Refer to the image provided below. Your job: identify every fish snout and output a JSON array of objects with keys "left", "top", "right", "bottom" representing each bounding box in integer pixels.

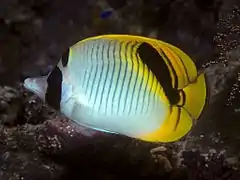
[{"left": 23, "top": 77, "right": 48, "bottom": 100}]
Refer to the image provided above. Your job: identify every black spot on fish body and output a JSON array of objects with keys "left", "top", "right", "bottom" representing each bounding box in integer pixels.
[
  {"left": 45, "top": 66, "right": 62, "bottom": 110},
  {"left": 137, "top": 42, "right": 180, "bottom": 105},
  {"left": 61, "top": 48, "right": 69, "bottom": 67}
]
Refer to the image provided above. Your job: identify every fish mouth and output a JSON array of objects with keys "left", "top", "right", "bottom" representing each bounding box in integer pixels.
[{"left": 23, "top": 76, "right": 48, "bottom": 100}]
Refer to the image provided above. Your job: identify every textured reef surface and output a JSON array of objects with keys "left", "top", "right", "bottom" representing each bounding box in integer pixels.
[{"left": 0, "top": 0, "right": 240, "bottom": 179}]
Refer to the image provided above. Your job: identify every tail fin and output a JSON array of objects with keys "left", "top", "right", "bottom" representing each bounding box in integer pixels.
[
  {"left": 182, "top": 73, "right": 207, "bottom": 121},
  {"left": 138, "top": 74, "right": 207, "bottom": 143}
]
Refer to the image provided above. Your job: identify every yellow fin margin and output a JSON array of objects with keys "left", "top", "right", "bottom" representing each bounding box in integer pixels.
[
  {"left": 138, "top": 74, "right": 207, "bottom": 143},
  {"left": 66, "top": 34, "right": 207, "bottom": 143},
  {"left": 182, "top": 73, "right": 207, "bottom": 120},
  {"left": 139, "top": 106, "right": 192, "bottom": 142}
]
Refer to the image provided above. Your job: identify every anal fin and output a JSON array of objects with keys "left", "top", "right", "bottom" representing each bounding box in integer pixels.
[{"left": 139, "top": 106, "right": 192, "bottom": 142}]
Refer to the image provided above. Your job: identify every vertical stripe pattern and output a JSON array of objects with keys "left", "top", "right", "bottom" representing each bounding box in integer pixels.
[
  {"left": 67, "top": 38, "right": 165, "bottom": 119},
  {"left": 25, "top": 34, "right": 207, "bottom": 143}
]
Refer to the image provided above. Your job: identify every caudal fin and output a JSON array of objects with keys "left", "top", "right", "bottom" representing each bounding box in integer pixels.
[{"left": 182, "top": 73, "right": 207, "bottom": 121}]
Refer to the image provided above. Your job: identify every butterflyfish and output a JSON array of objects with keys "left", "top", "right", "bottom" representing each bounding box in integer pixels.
[{"left": 23, "top": 34, "right": 208, "bottom": 142}]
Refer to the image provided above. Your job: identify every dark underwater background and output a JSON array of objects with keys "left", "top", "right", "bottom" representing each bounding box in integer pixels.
[{"left": 0, "top": 0, "right": 240, "bottom": 179}]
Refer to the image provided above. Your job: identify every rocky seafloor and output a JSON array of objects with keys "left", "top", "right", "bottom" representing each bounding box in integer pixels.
[{"left": 1, "top": 0, "right": 240, "bottom": 179}]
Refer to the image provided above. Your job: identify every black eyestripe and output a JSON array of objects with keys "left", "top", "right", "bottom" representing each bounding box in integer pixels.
[
  {"left": 61, "top": 48, "right": 69, "bottom": 67},
  {"left": 45, "top": 66, "right": 62, "bottom": 110}
]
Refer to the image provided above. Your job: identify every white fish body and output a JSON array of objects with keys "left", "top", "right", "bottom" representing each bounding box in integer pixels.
[
  {"left": 59, "top": 38, "right": 169, "bottom": 137},
  {"left": 23, "top": 34, "right": 208, "bottom": 142}
]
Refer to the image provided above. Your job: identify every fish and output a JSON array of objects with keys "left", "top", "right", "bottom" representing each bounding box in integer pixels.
[
  {"left": 100, "top": 8, "right": 114, "bottom": 19},
  {"left": 23, "top": 34, "right": 208, "bottom": 143}
]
